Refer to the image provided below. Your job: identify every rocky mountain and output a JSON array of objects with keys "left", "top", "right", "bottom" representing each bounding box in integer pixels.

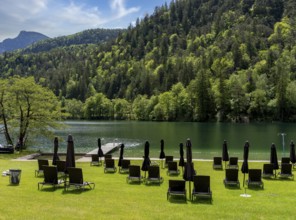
[{"left": 0, "top": 31, "right": 49, "bottom": 53}]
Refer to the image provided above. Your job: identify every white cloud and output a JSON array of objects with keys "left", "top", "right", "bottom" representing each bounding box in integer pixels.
[
  {"left": 0, "top": 0, "right": 48, "bottom": 21},
  {"left": 110, "top": 0, "right": 140, "bottom": 18},
  {"left": 0, "top": 0, "right": 141, "bottom": 41},
  {"left": 59, "top": 2, "right": 106, "bottom": 26}
]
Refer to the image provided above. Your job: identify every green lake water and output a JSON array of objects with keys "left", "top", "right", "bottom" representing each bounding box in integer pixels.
[{"left": 29, "top": 120, "right": 296, "bottom": 160}]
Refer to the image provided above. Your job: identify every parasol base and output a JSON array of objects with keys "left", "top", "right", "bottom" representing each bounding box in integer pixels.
[{"left": 240, "top": 193, "right": 251, "bottom": 198}]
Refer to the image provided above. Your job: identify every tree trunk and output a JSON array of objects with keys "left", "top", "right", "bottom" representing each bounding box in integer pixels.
[
  {"left": 2, "top": 113, "right": 13, "bottom": 145},
  {"left": 0, "top": 94, "right": 13, "bottom": 146},
  {"left": 18, "top": 97, "right": 31, "bottom": 151}
]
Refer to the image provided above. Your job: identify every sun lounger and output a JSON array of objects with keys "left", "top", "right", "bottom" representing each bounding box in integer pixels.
[
  {"left": 247, "top": 169, "right": 264, "bottom": 189},
  {"left": 192, "top": 175, "right": 212, "bottom": 202},
  {"left": 213, "top": 157, "right": 223, "bottom": 169},
  {"left": 104, "top": 158, "right": 117, "bottom": 173},
  {"left": 35, "top": 159, "right": 49, "bottom": 177},
  {"left": 262, "top": 163, "right": 275, "bottom": 178},
  {"left": 38, "top": 166, "right": 64, "bottom": 190},
  {"left": 224, "top": 168, "right": 240, "bottom": 187},
  {"left": 126, "top": 165, "right": 143, "bottom": 183},
  {"left": 119, "top": 159, "right": 130, "bottom": 174},
  {"left": 278, "top": 163, "right": 294, "bottom": 180},
  {"left": 165, "top": 156, "right": 174, "bottom": 168},
  {"left": 167, "top": 161, "right": 180, "bottom": 176},
  {"left": 65, "top": 167, "right": 95, "bottom": 190},
  {"left": 90, "top": 154, "right": 101, "bottom": 166},
  {"left": 146, "top": 166, "right": 163, "bottom": 185},
  {"left": 167, "top": 180, "right": 186, "bottom": 201},
  {"left": 228, "top": 157, "right": 238, "bottom": 169}
]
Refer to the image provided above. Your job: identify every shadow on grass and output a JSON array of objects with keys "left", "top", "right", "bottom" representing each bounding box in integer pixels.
[
  {"left": 224, "top": 185, "right": 241, "bottom": 190},
  {"left": 126, "top": 181, "right": 143, "bottom": 185},
  {"left": 273, "top": 177, "right": 294, "bottom": 181},
  {"left": 213, "top": 168, "right": 224, "bottom": 172},
  {"left": 7, "top": 184, "right": 21, "bottom": 187},
  {"left": 167, "top": 196, "right": 187, "bottom": 204},
  {"left": 245, "top": 186, "right": 264, "bottom": 191},
  {"left": 262, "top": 177, "right": 294, "bottom": 183},
  {"left": 37, "top": 186, "right": 65, "bottom": 192},
  {"left": 166, "top": 174, "right": 181, "bottom": 178},
  {"left": 191, "top": 198, "right": 213, "bottom": 205},
  {"left": 34, "top": 175, "right": 44, "bottom": 179},
  {"left": 118, "top": 172, "right": 129, "bottom": 175},
  {"left": 145, "top": 182, "right": 163, "bottom": 187},
  {"left": 262, "top": 177, "right": 276, "bottom": 181},
  {"left": 62, "top": 188, "right": 92, "bottom": 195}
]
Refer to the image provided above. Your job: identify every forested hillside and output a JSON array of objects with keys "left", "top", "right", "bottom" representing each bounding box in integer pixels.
[
  {"left": 23, "top": 28, "right": 123, "bottom": 53},
  {"left": 1, "top": 0, "right": 296, "bottom": 122}
]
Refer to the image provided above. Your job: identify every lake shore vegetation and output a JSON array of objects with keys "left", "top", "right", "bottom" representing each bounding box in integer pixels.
[{"left": 0, "top": 77, "right": 64, "bottom": 150}]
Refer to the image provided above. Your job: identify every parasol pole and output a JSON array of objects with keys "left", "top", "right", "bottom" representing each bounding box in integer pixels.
[
  {"left": 278, "top": 133, "right": 286, "bottom": 157},
  {"left": 189, "top": 181, "right": 191, "bottom": 200}
]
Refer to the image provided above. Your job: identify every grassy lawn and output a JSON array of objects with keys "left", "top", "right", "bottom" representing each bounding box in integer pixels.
[{"left": 0, "top": 157, "right": 295, "bottom": 220}]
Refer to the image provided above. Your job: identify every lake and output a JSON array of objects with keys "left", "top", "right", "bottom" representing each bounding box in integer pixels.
[{"left": 27, "top": 120, "right": 296, "bottom": 160}]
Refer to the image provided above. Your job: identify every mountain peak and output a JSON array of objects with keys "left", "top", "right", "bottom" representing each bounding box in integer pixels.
[{"left": 0, "top": 31, "right": 49, "bottom": 53}]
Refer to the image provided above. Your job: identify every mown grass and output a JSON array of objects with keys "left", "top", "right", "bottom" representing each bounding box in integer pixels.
[{"left": 0, "top": 157, "right": 295, "bottom": 220}]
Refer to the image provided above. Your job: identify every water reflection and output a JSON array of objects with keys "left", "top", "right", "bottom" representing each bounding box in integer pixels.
[{"left": 2, "top": 120, "right": 295, "bottom": 160}]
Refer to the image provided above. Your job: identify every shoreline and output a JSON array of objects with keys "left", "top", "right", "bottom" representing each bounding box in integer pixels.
[{"left": 11, "top": 152, "right": 271, "bottom": 163}]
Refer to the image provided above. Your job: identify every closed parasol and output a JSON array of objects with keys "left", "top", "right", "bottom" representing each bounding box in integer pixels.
[
  {"left": 222, "top": 140, "right": 229, "bottom": 169},
  {"left": 52, "top": 137, "right": 60, "bottom": 165},
  {"left": 179, "top": 143, "right": 185, "bottom": 172},
  {"left": 270, "top": 143, "right": 279, "bottom": 177},
  {"left": 118, "top": 143, "right": 124, "bottom": 167},
  {"left": 141, "top": 141, "right": 151, "bottom": 177},
  {"left": 241, "top": 141, "right": 249, "bottom": 186},
  {"left": 65, "top": 134, "right": 75, "bottom": 173},
  {"left": 183, "top": 139, "right": 195, "bottom": 200},
  {"left": 159, "top": 139, "right": 165, "bottom": 168},
  {"left": 290, "top": 141, "right": 296, "bottom": 165},
  {"left": 98, "top": 138, "right": 104, "bottom": 158}
]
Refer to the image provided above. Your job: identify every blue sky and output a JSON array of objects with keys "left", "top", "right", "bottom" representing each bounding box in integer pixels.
[{"left": 0, "top": 0, "right": 173, "bottom": 41}]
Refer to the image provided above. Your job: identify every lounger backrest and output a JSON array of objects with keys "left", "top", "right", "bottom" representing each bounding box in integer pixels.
[
  {"left": 68, "top": 167, "right": 83, "bottom": 184},
  {"left": 104, "top": 154, "right": 112, "bottom": 160},
  {"left": 129, "top": 165, "right": 140, "bottom": 177},
  {"left": 105, "top": 159, "right": 115, "bottom": 168},
  {"left": 263, "top": 164, "right": 273, "bottom": 174},
  {"left": 249, "top": 169, "right": 262, "bottom": 182},
  {"left": 213, "top": 157, "right": 222, "bottom": 165},
  {"left": 148, "top": 166, "right": 159, "bottom": 178},
  {"left": 169, "top": 180, "right": 185, "bottom": 191},
  {"left": 168, "top": 161, "right": 178, "bottom": 171},
  {"left": 38, "top": 159, "right": 49, "bottom": 170},
  {"left": 56, "top": 160, "right": 66, "bottom": 172},
  {"left": 121, "top": 160, "right": 131, "bottom": 169},
  {"left": 226, "top": 169, "right": 238, "bottom": 181},
  {"left": 194, "top": 175, "right": 210, "bottom": 193},
  {"left": 43, "top": 166, "right": 58, "bottom": 184},
  {"left": 281, "top": 157, "right": 290, "bottom": 164},
  {"left": 92, "top": 155, "right": 99, "bottom": 162},
  {"left": 281, "top": 163, "right": 292, "bottom": 175},
  {"left": 165, "top": 156, "right": 174, "bottom": 164},
  {"left": 229, "top": 157, "right": 238, "bottom": 165}
]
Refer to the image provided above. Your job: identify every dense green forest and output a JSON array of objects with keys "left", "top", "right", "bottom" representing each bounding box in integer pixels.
[
  {"left": 22, "top": 28, "right": 123, "bottom": 53},
  {"left": 1, "top": 0, "right": 296, "bottom": 122}
]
